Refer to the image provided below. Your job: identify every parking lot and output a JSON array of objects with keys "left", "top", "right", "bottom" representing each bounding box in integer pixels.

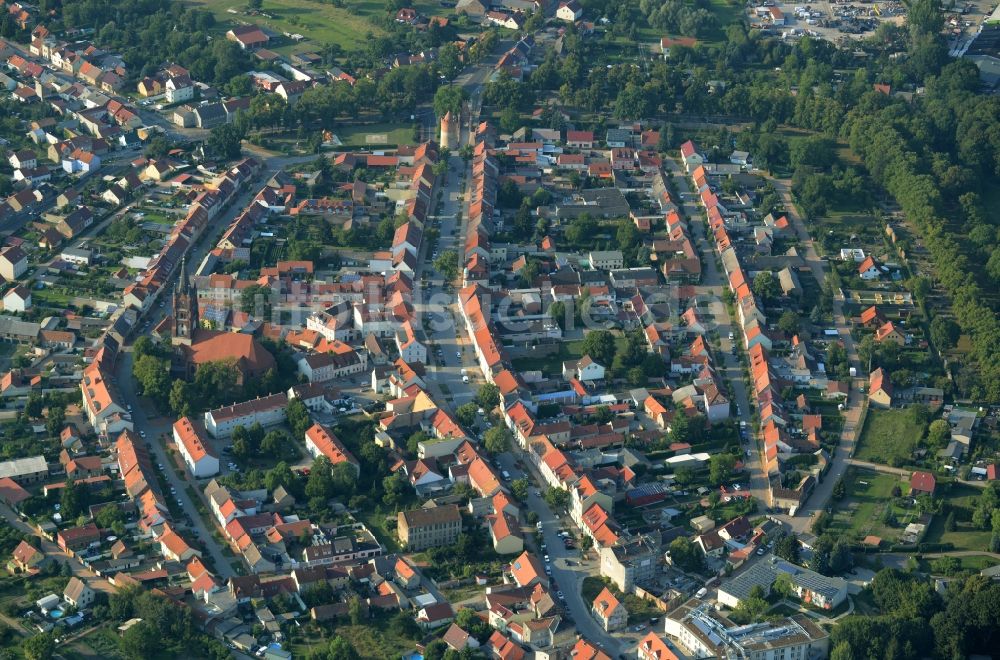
[{"left": 751, "top": 0, "right": 999, "bottom": 46}]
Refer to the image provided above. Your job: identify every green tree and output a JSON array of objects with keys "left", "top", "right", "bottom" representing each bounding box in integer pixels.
[
  {"left": 169, "top": 379, "right": 194, "bottom": 417},
  {"left": 382, "top": 472, "right": 408, "bottom": 509},
  {"left": 424, "top": 640, "right": 449, "bottom": 660},
  {"left": 543, "top": 487, "right": 569, "bottom": 510},
  {"left": 207, "top": 122, "right": 243, "bottom": 160},
  {"left": 483, "top": 427, "right": 512, "bottom": 455},
  {"left": 581, "top": 330, "right": 616, "bottom": 365},
  {"left": 548, "top": 301, "right": 568, "bottom": 330},
  {"left": 285, "top": 399, "right": 312, "bottom": 439},
  {"left": 709, "top": 454, "right": 736, "bottom": 485},
  {"left": 733, "top": 584, "right": 769, "bottom": 623},
  {"left": 433, "top": 84, "right": 468, "bottom": 119},
  {"left": 773, "top": 572, "right": 795, "bottom": 599},
  {"left": 752, "top": 270, "right": 779, "bottom": 300},
  {"left": 455, "top": 402, "right": 478, "bottom": 427},
  {"left": 240, "top": 283, "right": 273, "bottom": 319},
  {"left": 305, "top": 456, "right": 335, "bottom": 501},
  {"left": 774, "top": 533, "right": 800, "bottom": 563},
  {"left": 120, "top": 620, "right": 160, "bottom": 660},
  {"left": 434, "top": 251, "right": 459, "bottom": 280},
  {"left": 777, "top": 311, "right": 800, "bottom": 335},
  {"left": 929, "top": 316, "right": 960, "bottom": 350},
  {"left": 60, "top": 478, "right": 86, "bottom": 519},
  {"left": 44, "top": 406, "right": 65, "bottom": 438},
  {"left": 926, "top": 419, "right": 951, "bottom": 448},
  {"left": 477, "top": 383, "right": 500, "bottom": 410},
  {"left": 832, "top": 478, "right": 846, "bottom": 500},
  {"left": 22, "top": 633, "right": 55, "bottom": 660},
  {"left": 265, "top": 462, "right": 296, "bottom": 495},
  {"left": 96, "top": 505, "right": 127, "bottom": 537},
  {"left": 132, "top": 354, "right": 171, "bottom": 403},
  {"left": 668, "top": 537, "right": 703, "bottom": 572},
  {"left": 24, "top": 392, "right": 43, "bottom": 418},
  {"left": 511, "top": 478, "right": 530, "bottom": 502}
]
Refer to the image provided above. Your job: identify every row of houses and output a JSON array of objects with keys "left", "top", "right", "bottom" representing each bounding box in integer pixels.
[{"left": 682, "top": 139, "right": 818, "bottom": 512}]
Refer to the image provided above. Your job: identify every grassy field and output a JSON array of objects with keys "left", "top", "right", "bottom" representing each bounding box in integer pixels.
[
  {"left": 923, "top": 484, "right": 995, "bottom": 552},
  {"left": 919, "top": 554, "right": 1000, "bottom": 575},
  {"left": 188, "top": 0, "right": 443, "bottom": 53},
  {"left": 293, "top": 623, "right": 416, "bottom": 659},
  {"left": 335, "top": 122, "right": 417, "bottom": 148},
  {"left": 827, "top": 468, "right": 913, "bottom": 542},
  {"left": 189, "top": 0, "right": 386, "bottom": 52},
  {"left": 511, "top": 336, "right": 628, "bottom": 376},
  {"left": 854, "top": 408, "right": 925, "bottom": 466}
]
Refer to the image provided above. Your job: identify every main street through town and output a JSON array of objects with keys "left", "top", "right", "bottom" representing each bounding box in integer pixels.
[{"left": 93, "top": 28, "right": 862, "bottom": 652}]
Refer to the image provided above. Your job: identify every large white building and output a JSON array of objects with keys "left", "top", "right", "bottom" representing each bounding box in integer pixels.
[
  {"left": 204, "top": 392, "right": 288, "bottom": 438},
  {"left": 172, "top": 416, "right": 219, "bottom": 478},
  {"left": 665, "top": 599, "right": 829, "bottom": 660}
]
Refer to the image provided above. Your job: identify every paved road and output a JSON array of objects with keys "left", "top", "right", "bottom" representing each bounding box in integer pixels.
[
  {"left": 766, "top": 178, "right": 867, "bottom": 532},
  {"left": 107, "top": 163, "right": 294, "bottom": 579},
  {"left": 665, "top": 157, "right": 765, "bottom": 504},
  {"left": 113, "top": 351, "right": 235, "bottom": 578},
  {"left": 409, "top": 44, "right": 500, "bottom": 413},
  {"left": 495, "top": 454, "right": 629, "bottom": 656}
]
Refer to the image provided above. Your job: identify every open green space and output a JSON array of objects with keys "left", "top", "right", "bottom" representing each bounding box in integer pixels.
[
  {"left": 189, "top": 0, "right": 389, "bottom": 52},
  {"left": 854, "top": 408, "right": 925, "bottom": 466},
  {"left": 335, "top": 122, "right": 418, "bottom": 148},
  {"left": 581, "top": 576, "right": 662, "bottom": 622},
  {"left": 918, "top": 554, "right": 1000, "bottom": 575},
  {"left": 511, "top": 336, "right": 628, "bottom": 376},
  {"left": 922, "top": 484, "right": 996, "bottom": 552},
  {"left": 827, "top": 468, "right": 913, "bottom": 542},
  {"left": 293, "top": 622, "right": 415, "bottom": 659}
]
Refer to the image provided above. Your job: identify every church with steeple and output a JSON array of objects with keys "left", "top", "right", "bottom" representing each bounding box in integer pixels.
[
  {"left": 170, "top": 259, "right": 276, "bottom": 385},
  {"left": 172, "top": 258, "right": 198, "bottom": 347}
]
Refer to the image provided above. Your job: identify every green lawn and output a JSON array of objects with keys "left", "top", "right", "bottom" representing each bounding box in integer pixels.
[
  {"left": 854, "top": 408, "right": 925, "bottom": 466},
  {"left": 31, "top": 287, "right": 73, "bottom": 308},
  {"left": 919, "top": 555, "right": 1000, "bottom": 575},
  {"left": 335, "top": 122, "right": 418, "bottom": 148},
  {"left": 827, "top": 468, "right": 913, "bottom": 542},
  {"left": 354, "top": 506, "right": 401, "bottom": 552}
]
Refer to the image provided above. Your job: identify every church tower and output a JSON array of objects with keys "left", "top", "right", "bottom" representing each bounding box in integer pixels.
[{"left": 172, "top": 258, "right": 198, "bottom": 346}]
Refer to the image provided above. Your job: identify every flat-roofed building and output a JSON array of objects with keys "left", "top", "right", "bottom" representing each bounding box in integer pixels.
[{"left": 665, "top": 599, "right": 829, "bottom": 660}]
